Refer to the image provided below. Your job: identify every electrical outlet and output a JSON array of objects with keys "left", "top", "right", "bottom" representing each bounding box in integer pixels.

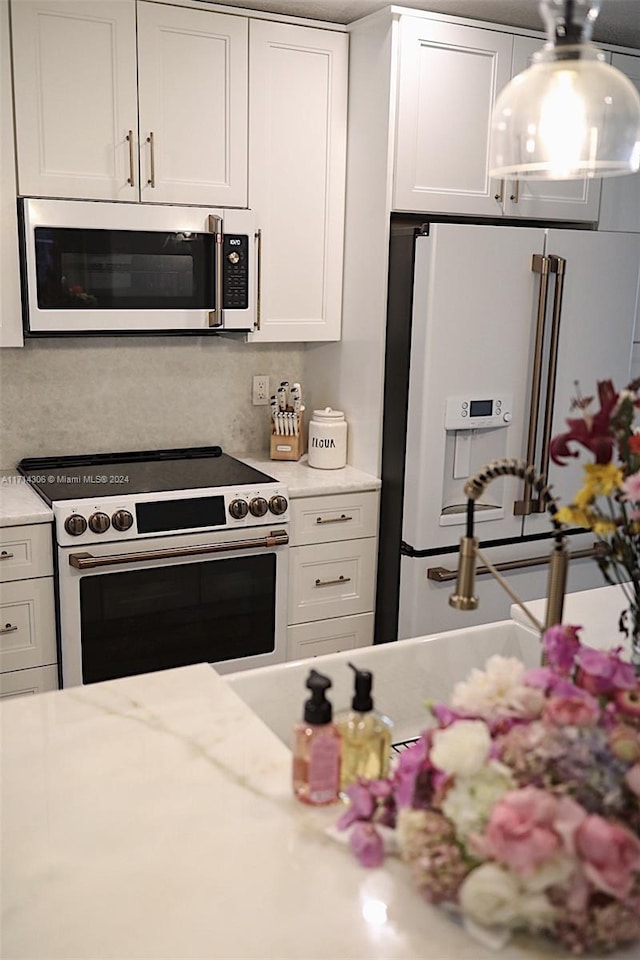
[{"left": 252, "top": 375, "right": 270, "bottom": 405}]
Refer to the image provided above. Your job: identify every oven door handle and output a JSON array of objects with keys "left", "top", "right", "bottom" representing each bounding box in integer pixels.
[{"left": 68, "top": 529, "right": 289, "bottom": 569}]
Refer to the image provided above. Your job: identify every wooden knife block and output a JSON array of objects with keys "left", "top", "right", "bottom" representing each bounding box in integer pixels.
[{"left": 270, "top": 412, "right": 305, "bottom": 461}]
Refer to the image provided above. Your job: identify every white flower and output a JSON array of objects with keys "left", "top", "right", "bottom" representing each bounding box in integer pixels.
[
  {"left": 441, "top": 761, "right": 515, "bottom": 842},
  {"left": 451, "top": 655, "right": 545, "bottom": 720},
  {"left": 459, "top": 863, "right": 556, "bottom": 932},
  {"left": 430, "top": 719, "right": 490, "bottom": 778}
]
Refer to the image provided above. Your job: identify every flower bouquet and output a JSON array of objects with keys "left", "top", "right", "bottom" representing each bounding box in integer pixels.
[
  {"left": 337, "top": 627, "right": 640, "bottom": 955},
  {"left": 550, "top": 378, "right": 640, "bottom": 667}
]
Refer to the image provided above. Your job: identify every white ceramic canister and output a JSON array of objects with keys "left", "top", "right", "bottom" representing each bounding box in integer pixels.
[{"left": 308, "top": 408, "right": 348, "bottom": 469}]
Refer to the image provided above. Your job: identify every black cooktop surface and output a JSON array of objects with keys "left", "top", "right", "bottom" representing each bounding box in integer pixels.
[{"left": 18, "top": 447, "right": 278, "bottom": 504}]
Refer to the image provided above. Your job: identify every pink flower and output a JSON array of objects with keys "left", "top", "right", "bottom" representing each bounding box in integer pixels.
[
  {"left": 621, "top": 470, "right": 640, "bottom": 511},
  {"left": 625, "top": 763, "right": 640, "bottom": 798},
  {"left": 349, "top": 821, "right": 383, "bottom": 868},
  {"left": 575, "top": 646, "right": 637, "bottom": 696},
  {"left": 543, "top": 624, "right": 582, "bottom": 675},
  {"left": 575, "top": 815, "right": 640, "bottom": 900},
  {"left": 337, "top": 780, "right": 375, "bottom": 830},
  {"left": 543, "top": 695, "right": 600, "bottom": 727},
  {"left": 472, "top": 787, "right": 561, "bottom": 876}
]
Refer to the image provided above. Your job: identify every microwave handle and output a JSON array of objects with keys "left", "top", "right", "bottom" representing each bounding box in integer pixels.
[{"left": 207, "top": 214, "right": 223, "bottom": 328}]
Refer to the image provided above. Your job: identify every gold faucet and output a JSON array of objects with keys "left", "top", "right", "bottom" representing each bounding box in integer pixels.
[{"left": 449, "top": 459, "right": 568, "bottom": 634}]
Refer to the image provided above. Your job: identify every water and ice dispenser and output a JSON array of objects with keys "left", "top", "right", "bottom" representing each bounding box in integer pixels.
[{"left": 440, "top": 393, "right": 513, "bottom": 524}]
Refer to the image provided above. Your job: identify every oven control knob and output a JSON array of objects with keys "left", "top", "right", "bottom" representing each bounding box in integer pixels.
[
  {"left": 249, "top": 496, "right": 268, "bottom": 517},
  {"left": 65, "top": 514, "right": 87, "bottom": 537},
  {"left": 112, "top": 509, "right": 134, "bottom": 532},
  {"left": 227, "top": 251, "right": 241, "bottom": 265},
  {"left": 88, "top": 511, "right": 111, "bottom": 534},
  {"left": 269, "top": 494, "right": 288, "bottom": 516},
  {"left": 229, "top": 498, "right": 249, "bottom": 520}
]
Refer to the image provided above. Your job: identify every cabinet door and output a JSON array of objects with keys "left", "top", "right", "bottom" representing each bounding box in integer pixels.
[
  {"left": 501, "top": 36, "right": 601, "bottom": 221},
  {"left": 136, "top": 2, "right": 247, "bottom": 207},
  {"left": 11, "top": 0, "right": 138, "bottom": 201},
  {"left": 598, "top": 53, "right": 640, "bottom": 233},
  {"left": 0, "top": 0, "right": 22, "bottom": 347},
  {"left": 248, "top": 20, "right": 347, "bottom": 342},
  {"left": 393, "top": 16, "right": 512, "bottom": 216}
]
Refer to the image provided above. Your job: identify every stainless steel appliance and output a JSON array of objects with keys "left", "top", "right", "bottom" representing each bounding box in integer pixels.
[
  {"left": 19, "top": 447, "right": 289, "bottom": 686},
  {"left": 377, "top": 219, "right": 640, "bottom": 642},
  {"left": 19, "top": 199, "right": 258, "bottom": 335}
]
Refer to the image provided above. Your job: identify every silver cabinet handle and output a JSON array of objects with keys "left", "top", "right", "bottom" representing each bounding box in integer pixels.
[
  {"left": 315, "top": 514, "right": 353, "bottom": 525},
  {"left": 255, "top": 228, "right": 262, "bottom": 331},
  {"left": 207, "top": 214, "right": 223, "bottom": 328},
  {"left": 427, "top": 546, "right": 597, "bottom": 582},
  {"left": 314, "top": 575, "right": 352, "bottom": 587},
  {"left": 146, "top": 131, "right": 155, "bottom": 187},
  {"left": 0, "top": 551, "right": 14, "bottom": 560},
  {"left": 69, "top": 530, "right": 288, "bottom": 569},
  {"left": 0, "top": 623, "right": 18, "bottom": 635},
  {"left": 494, "top": 179, "right": 504, "bottom": 203},
  {"left": 126, "top": 130, "right": 135, "bottom": 186},
  {"left": 510, "top": 179, "right": 520, "bottom": 203}
]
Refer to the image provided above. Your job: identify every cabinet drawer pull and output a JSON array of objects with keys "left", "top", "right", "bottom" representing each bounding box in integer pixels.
[
  {"left": 0, "top": 551, "right": 14, "bottom": 560},
  {"left": 315, "top": 514, "right": 353, "bottom": 525},
  {"left": 0, "top": 623, "right": 18, "bottom": 635},
  {"left": 314, "top": 575, "right": 351, "bottom": 587}
]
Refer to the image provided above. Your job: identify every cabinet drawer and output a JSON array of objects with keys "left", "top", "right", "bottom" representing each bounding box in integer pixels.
[
  {"left": 0, "top": 524, "right": 53, "bottom": 582},
  {"left": 288, "top": 538, "right": 376, "bottom": 625},
  {"left": 0, "top": 577, "right": 57, "bottom": 672},
  {"left": 286, "top": 612, "right": 373, "bottom": 661},
  {"left": 290, "top": 491, "right": 379, "bottom": 546},
  {"left": 0, "top": 664, "right": 59, "bottom": 699}
]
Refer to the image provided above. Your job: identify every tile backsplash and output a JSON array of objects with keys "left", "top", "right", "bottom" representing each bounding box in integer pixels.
[{"left": 0, "top": 336, "right": 306, "bottom": 470}]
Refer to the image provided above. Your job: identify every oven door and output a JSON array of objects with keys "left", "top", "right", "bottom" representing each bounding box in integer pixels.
[
  {"left": 57, "top": 526, "right": 288, "bottom": 687},
  {"left": 20, "top": 198, "right": 256, "bottom": 334}
]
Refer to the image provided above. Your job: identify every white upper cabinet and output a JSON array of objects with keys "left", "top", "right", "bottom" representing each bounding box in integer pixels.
[
  {"left": 248, "top": 19, "right": 347, "bottom": 342},
  {"left": 598, "top": 52, "right": 640, "bottom": 233},
  {"left": 393, "top": 16, "right": 600, "bottom": 222},
  {"left": 136, "top": 2, "right": 247, "bottom": 206},
  {"left": 0, "top": 0, "right": 22, "bottom": 346},
  {"left": 11, "top": 0, "right": 139, "bottom": 201},
  {"left": 503, "top": 36, "right": 601, "bottom": 221},
  {"left": 11, "top": 0, "right": 248, "bottom": 206},
  {"left": 394, "top": 16, "right": 512, "bottom": 217}
]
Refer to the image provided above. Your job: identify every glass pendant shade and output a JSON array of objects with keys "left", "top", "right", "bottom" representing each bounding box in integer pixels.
[{"left": 490, "top": 3, "right": 640, "bottom": 180}]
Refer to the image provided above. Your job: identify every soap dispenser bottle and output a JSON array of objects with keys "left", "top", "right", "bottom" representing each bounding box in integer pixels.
[
  {"left": 292, "top": 669, "right": 341, "bottom": 805},
  {"left": 336, "top": 663, "right": 393, "bottom": 790}
]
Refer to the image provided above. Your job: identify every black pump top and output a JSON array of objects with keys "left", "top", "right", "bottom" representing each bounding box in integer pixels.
[
  {"left": 303, "top": 669, "right": 333, "bottom": 724},
  {"left": 348, "top": 662, "right": 374, "bottom": 712}
]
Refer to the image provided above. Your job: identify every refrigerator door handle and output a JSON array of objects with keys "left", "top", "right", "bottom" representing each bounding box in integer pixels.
[
  {"left": 426, "top": 545, "right": 597, "bottom": 582},
  {"left": 537, "top": 255, "right": 567, "bottom": 504},
  {"left": 514, "top": 254, "right": 551, "bottom": 517}
]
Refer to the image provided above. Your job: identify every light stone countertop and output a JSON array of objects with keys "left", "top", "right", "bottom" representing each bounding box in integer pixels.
[
  {"left": 244, "top": 453, "right": 380, "bottom": 497},
  {"left": 0, "top": 473, "right": 53, "bottom": 527},
  {"left": 2, "top": 660, "right": 636, "bottom": 960}
]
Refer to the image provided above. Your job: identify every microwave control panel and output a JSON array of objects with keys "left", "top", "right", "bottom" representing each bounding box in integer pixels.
[
  {"left": 223, "top": 234, "right": 249, "bottom": 310},
  {"left": 445, "top": 394, "right": 513, "bottom": 430}
]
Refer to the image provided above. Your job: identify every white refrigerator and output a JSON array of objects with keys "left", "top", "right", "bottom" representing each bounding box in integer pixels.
[{"left": 376, "top": 221, "right": 640, "bottom": 643}]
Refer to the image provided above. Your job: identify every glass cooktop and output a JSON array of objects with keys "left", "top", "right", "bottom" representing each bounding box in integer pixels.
[{"left": 18, "top": 447, "right": 278, "bottom": 504}]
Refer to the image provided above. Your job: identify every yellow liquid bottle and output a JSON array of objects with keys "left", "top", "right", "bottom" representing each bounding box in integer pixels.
[{"left": 335, "top": 663, "right": 393, "bottom": 791}]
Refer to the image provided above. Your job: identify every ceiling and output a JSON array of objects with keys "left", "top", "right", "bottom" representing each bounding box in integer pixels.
[{"left": 213, "top": 0, "right": 640, "bottom": 48}]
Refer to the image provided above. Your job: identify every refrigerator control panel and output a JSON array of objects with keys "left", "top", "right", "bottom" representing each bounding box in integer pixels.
[{"left": 445, "top": 394, "right": 513, "bottom": 430}]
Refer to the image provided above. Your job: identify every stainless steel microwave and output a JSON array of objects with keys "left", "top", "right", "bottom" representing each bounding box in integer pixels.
[{"left": 19, "top": 198, "right": 257, "bottom": 335}]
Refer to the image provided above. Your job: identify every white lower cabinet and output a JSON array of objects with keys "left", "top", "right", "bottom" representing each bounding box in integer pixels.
[
  {"left": 0, "top": 522, "right": 58, "bottom": 698},
  {"left": 286, "top": 490, "right": 379, "bottom": 660}
]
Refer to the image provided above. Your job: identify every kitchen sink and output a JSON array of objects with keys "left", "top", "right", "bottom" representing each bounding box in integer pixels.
[{"left": 223, "top": 620, "right": 540, "bottom": 748}]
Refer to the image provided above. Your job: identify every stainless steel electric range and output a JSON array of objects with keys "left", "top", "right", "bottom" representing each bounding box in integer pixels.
[{"left": 19, "top": 446, "right": 290, "bottom": 687}]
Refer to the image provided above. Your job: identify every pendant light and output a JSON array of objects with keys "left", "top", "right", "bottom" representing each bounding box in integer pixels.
[{"left": 490, "top": 0, "right": 640, "bottom": 180}]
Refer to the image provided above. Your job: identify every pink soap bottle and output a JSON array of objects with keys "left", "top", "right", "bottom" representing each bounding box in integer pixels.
[{"left": 292, "top": 669, "right": 341, "bottom": 805}]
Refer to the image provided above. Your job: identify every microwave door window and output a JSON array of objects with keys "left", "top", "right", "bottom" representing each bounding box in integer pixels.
[{"left": 34, "top": 228, "right": 215, "bottom": 310}]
